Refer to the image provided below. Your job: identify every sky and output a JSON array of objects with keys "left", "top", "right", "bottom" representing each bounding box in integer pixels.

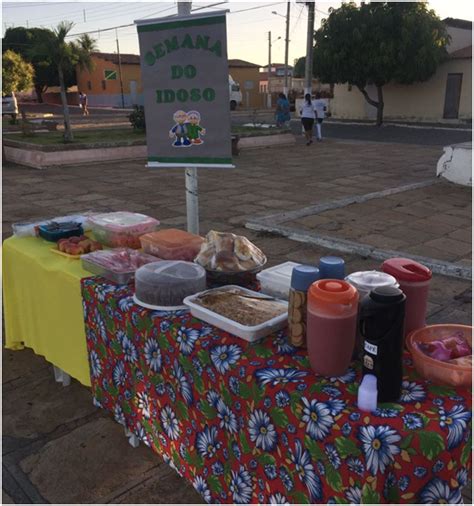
[{"left": 2, "top": 0, "right": 473, "bottom": 67}]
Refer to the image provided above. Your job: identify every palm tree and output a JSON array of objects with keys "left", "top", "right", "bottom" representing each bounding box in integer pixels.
[{"left": 36, "top": 22, "right": 97, "bottom": 142}]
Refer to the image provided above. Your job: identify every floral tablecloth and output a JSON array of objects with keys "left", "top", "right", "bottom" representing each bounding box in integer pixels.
[{"left": 82, "top": 277, "right": 472, "bottom": 504}]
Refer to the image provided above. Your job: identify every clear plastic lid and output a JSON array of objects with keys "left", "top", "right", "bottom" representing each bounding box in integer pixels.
[
  {"left": 89, "top": 212, "right": 159, "bottom": 231},
  {"left": 345, "top": 270, "right": 398, "bottom": 293},
  {"left": 136, "top": 260, "right": 206, "bottom": 285},
  {"left": 135, "top": 260, "right": 207, "bottom": 308},
  {"left": 82, "top": 248, "right": 158, "bottom": 273},
  {"left": 257, "top": 261, "right": 301, "bottom": 288},
  {"left": 141, "top": 229, "right": 203, "bottom": 248}
]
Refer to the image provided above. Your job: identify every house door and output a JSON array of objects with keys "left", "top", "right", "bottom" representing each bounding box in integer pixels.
[
  {"left": 443, "top": 73, "right": 463, "bottom": 119},
  {"left": 130, "top": 80, "right": 137, "bottom": 105}
]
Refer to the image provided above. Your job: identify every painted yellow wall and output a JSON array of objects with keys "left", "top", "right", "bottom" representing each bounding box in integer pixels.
[
  {"left": 331, "top": 58, "right": 472, "bottom": 122},
  {"left": 229, "top": 66, "right": 264, "bottom": 108},
  {"left": 77, "top": 55, "right": 142, "bottom": 96}
]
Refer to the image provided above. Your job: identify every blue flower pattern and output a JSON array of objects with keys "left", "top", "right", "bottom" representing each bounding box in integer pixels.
[{"left": 83, "top": 278, "right": 471, "bottom": 505}]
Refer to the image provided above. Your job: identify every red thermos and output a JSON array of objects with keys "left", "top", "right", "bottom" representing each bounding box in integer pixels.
[{"left": 381, "top": 258, "right": 432, "bottom": 341}]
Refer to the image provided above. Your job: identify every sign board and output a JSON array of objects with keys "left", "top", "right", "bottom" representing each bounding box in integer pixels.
[{"left": 136, "top": 12, "right": 233, "bottom": 168}]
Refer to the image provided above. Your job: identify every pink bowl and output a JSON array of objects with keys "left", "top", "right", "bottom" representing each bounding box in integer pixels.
[{"left": 406, "top": 324, "right": 472, "bottom": 387}]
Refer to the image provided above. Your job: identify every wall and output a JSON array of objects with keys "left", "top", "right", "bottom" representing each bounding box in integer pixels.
[
  {"left": 76, "top": 56, "right": 143, "bottom": 107},
  {"left": 43, "top": 91, "right": 80, "bottom": 106},
  {"left": 331, "top": 58, "right": 472, "bottom": 122},
  {"left": 446, "top": 26, "right": 472, "bottom": 53},
  {"left": 229, "top": 67, "right": 265, "bottom": 109}
]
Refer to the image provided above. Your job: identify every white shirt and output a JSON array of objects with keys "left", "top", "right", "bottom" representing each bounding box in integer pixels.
[
  {"left": 313, "top": 99, "right": 326, "bottom": 119},
  {"left": 300, "top": 100, "right": 316, "bottom": 119}
]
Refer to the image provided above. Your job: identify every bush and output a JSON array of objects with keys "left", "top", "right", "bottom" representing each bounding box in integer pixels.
[{"left": 128, "top": 105, "right": 146, "bottom": 131}]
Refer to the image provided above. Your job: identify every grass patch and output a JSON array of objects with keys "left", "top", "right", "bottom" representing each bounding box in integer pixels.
[
  {"left": 3, "top": 128, "right": 146, "bottom": 145},
  {"left": 3, "top": 124, "right": 292, "bottom": 147}
]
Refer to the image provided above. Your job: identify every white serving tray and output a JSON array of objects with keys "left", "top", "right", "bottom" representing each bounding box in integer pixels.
[{"left": 183, "top": 285, "right": 288, "bottom": 342}]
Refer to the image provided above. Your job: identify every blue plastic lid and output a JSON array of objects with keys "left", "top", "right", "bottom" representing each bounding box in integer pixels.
[
  {"left": 320, "top": 256, "right": 345, "bottom": 267},
  {"left": 291, "top": 265, "right": 320, "bottom": 292},
  {"left": 319, "top": 256, "right": 345, "bottom": 279}
]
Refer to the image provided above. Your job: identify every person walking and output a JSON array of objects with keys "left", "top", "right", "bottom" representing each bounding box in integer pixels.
[
  {"left": 300, "top": 93, "right": 315, "bottom": 145},
  {"left": 79, "top": 91, "right": 89, "bottom": 116},
  {"left": 275, "top": 92, "right": 291, "bottom": 128},
  {"left": 313, "top": 92, "right": 327, "bottom": 141}
]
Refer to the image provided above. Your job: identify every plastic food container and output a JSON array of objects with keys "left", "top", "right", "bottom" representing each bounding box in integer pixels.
[
  {"left": 13, "top": 214, "right": 91, "bottom": 238},
  {"left": 82, "top": 248, "right": 158, "bottom": 284},
  {"left": 257, "top": 261, "right": 301, "bottom": 300},
  {"left": 134, "top": 260, "right": 206, "bottom": 309},
  {"left": 89, "top": 212, "right": 159, "bottom": 249},
  {"left": 184, "top": 285, "right": 288, "bottom": 342},
  {"left": 407, "top": 324, "right": 472, "bottom": 387},
  {"left": 38, "top": 221, "right": 84, "bottom": 242},
  {"left": 382, "top": 258, "right": 432, "bottom": 339},
  {"left": 140, "top": 229, "right": 204, "bottom": 261}
]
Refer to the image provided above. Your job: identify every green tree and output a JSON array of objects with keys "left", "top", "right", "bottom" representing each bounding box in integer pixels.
[
  {"left": 2, "top": 49, "right": 35, "bottom": 96},
  {"left": 32, "top": 21, "right": 97, "bottom": 142},
  {"left": 2, "top": 26, "right": 76, "bottom": 102},
  {"left": 312, "top": 2, "right": 449, "bottom": 125}
]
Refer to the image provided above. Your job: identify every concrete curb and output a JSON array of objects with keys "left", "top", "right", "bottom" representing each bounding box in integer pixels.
[
  {"left": 258, "top": 179, "right": 438, "bottom": 224},
  {"left": 245, "top": 179, "right": 471, "bottom": 280},
  {"left": 245, "top": 220, "right": 472, "bottom": 280}
]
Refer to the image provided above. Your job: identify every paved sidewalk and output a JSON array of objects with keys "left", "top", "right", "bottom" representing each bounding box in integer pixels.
[{"left": 2, "top": 138, "right": 472, "bottom": 503}]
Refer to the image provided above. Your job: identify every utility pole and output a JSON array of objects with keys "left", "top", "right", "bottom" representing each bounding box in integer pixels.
[
  {"left": 283, "top": 1, "right": 290, "bottom": 96},
  {"left": 177, "top": 1, "right": 199, "bottom": 234},
  {"left": 304, "top": 1, "right": 315, "bottom": 96},
  {"left": 115, "top": 29, "right": 125, "bottom": 109},
  {"left": 83, "top": 9, "right": 86, "bottom": 22},
  {"left": 267, "top": 31, "right": 272, "bottom": 108},
  {"left": 177, "top": 1, "right": 192, "bottom": 15}
]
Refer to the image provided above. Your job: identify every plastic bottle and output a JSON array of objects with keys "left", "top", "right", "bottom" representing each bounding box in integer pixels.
[
  {"left": 358, "top": 374, "right": 378, "bottom": 412},
  {"left": 359, "top": 286, "right": 406, "bottom": 402},
  {"left": 345, "top": 270, "right": 399, "bottom": 358},
  {"left": 306, "top": 279, "right": 359, "bottom": 376},
  {"left": 381, "top": 258, "right": 432, "bottom": 340},
  {"left": 288, "top": 265, "right": 320, "bottom": 347}
]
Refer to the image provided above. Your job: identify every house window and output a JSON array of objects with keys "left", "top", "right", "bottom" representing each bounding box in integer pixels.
[
  {"left": 104, "top": 70, "right": 117, "bottom": 80},
  {"left": 87, "top": 80, "right": 92, "bottom": 91},
  {"left": 101, "top": 80, "right": 106, "bottom": 90}
]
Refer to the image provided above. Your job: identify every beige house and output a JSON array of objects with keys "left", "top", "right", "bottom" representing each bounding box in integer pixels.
[{"left": 329, "top": 18, "right": 472, "bottom": 123}]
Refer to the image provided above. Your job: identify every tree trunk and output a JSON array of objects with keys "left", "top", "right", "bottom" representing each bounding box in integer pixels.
[
  {"left": 357, "top": 85, "right": 384, "bottom": 126},
  {"left": 376, "top": 85, "right": 384, "bottom": 127},
  {"left": 34, "top": 84, "right": 44, "bottom": 103},
  {"left": 58, "top": 65, "right": 73, "bottom": 142}
]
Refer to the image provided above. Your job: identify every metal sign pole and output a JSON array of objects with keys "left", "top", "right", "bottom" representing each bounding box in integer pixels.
[
  {"left": 177, "top": 1, "right": 199, "bottom": 235},
  {"left": 185, "top": 167, "right": 199, "bottom": 234}
]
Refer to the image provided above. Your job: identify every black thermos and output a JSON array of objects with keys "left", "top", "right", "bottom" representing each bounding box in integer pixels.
[{"left": 359, "top": 286, "right": 406, "bottom": 402}]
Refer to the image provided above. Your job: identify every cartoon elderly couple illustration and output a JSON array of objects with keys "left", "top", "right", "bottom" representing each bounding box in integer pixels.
[{"left": 169, "top": 110, "right": 206, "bottom": 147}]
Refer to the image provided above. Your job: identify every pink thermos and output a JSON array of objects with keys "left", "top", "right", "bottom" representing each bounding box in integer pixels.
[
  {"left": 306, "top": 279, "right": 359, "bottom": 376},
  {"left": 381, "top": 258, "right": 432, "bottom": 340}
]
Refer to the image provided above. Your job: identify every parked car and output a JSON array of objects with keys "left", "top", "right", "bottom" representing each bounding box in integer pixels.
[{"left": 2, "top": 93, "right": 18, "bottom": 120}]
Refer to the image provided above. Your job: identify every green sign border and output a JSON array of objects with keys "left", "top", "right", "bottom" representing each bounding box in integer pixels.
[
  {"left": 137, "top": 15, "right": 225, "bottom": 33},
  {"left": 149, "top": 156, "right": 232, "bottom": 164}
]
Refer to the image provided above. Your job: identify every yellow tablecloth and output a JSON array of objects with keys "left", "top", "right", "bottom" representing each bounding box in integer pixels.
[{"left": 3, "top": 236, "right": 92, "bottom": 386}]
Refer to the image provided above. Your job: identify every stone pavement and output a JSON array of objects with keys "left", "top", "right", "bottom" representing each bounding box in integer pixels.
[{"left": 2, "top": 137, "right": 472, "bottom": 503}]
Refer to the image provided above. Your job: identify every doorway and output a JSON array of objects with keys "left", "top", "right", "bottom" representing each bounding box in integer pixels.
[{"left": 443, "top": 73, "right": 463, "bottom": 119}]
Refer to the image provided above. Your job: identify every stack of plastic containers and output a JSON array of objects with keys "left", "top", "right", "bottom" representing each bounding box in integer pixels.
[
  {"left": 140, "top": 229, "right": 204, "bottom": 261},
  {"left": 89, "top": 212, "right": 159, "bottom": 249}
]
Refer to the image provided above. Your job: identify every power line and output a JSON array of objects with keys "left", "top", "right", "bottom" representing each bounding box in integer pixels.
[
  {"left": 65, "top": 2, "right": 282, "bottom": 39},
  {"left": 65, "top": 5, "right": 176, "bottom": 38}
]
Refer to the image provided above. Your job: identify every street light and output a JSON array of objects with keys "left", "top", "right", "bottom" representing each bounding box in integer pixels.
[
  {"left": 272, "top": 6, "right": 291, "bottom": 95},
  {"left": 267, "top": 32, "right": 282, "bottom": 108}
]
